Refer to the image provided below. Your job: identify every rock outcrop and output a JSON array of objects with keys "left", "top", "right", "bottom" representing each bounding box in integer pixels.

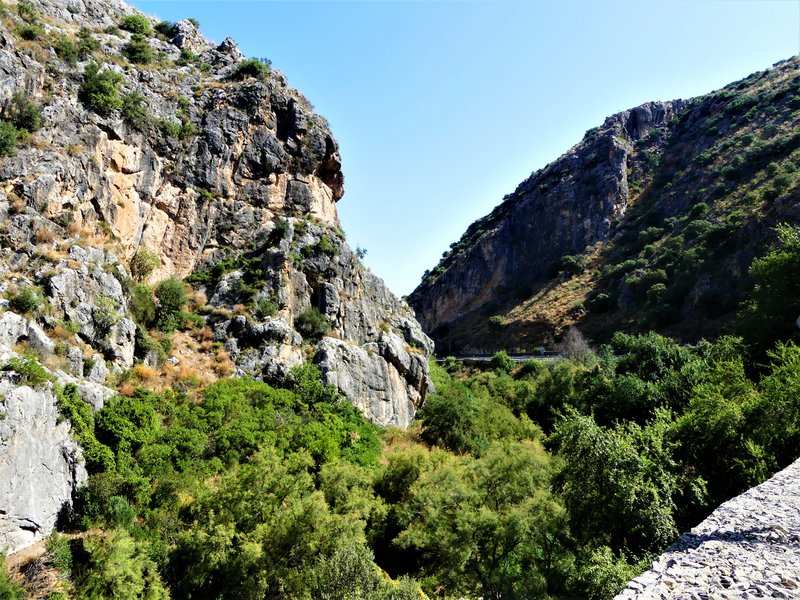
[
  {"left": 0, "top": 0, "right": 433, "bottom": 553},
  {"left": 615, "top": 456, "right": 800, "bottom": 599},
  {"left": 409, "top": 57, "right": 800, "bottom": 351},
  {"left": 408, "top": 100, "right": 684, "bottom": 348},
  {"left": 0, "top": 378, "right": 86, "bottom": 554}
]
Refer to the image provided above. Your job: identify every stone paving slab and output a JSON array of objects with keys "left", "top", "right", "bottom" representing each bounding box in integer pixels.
[{"left": 615, "top": 458, "right": 800, "bottom": 599}]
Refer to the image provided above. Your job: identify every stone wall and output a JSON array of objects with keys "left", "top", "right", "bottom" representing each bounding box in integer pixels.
[{"left": 615, "top": 458, "right": 800, "bottom": 599}]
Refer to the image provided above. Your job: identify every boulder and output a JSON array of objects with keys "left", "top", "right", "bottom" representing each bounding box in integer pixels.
[{"left": 0, "top": 380, "right": 86, "bottom": 553}]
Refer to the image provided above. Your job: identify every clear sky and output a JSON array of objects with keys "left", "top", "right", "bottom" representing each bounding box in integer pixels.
[{"left": 132, "top": 0, "right": 800, "bottom": 297}]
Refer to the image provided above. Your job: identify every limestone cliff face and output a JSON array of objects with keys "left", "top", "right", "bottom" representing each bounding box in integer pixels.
[
  {"left": 409, "top": 101, "right": 684, "bottom": 345},
  {"left": 410, "top": 56, "right": 800, "bottom": 351},
  {"left": 0, "top": 0, "right": 432, "bottom": 552}
]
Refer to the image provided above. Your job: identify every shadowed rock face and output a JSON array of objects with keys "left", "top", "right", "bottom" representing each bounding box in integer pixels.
[
  {"left": 0, "top": 0, "right": 433, "bottom": 553},
  {"left": 409, "top": 100, "right": 684, "bottom": 344},
  {"left": 410, "top": 55, "right": 800, "bottom": 352}
]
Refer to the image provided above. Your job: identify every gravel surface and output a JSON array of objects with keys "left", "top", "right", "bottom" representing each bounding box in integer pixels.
[{"left": 615, "top": 458, "right": 800, "bottom": 599}]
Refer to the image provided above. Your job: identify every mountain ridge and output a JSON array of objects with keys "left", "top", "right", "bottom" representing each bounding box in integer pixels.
[{"left": 409, "top": 56, "right": 800, "bottom": 352}]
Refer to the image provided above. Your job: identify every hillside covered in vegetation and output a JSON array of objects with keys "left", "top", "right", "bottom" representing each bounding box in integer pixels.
[
  {"left": 409, "top": 56, "right": 800, "bottom": 354},
  {"left": 2, "top": 1, "right": 800, "bottom": 599}
]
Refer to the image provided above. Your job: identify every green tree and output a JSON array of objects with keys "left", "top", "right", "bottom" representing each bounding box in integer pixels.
[
  {"left": 155, "top": 277, "right": 188, "bottom": 331},
  {"left": 394, "top": 440, "right": 570, "bottom": 599},
  {"left": 80, "top": 63, "right": 123, "bottom": 115},
  {"left": 551, "top": 409, "right": 678, "bottom": 555},
  {"left": 489, "top": 350, "right": 515, "bottom": 372},
  {"left": 72, "top": 530, "right": 169, "bottom": 600},
  {"left": 740, "top": 224, "right": 800, "bottom": 353},
  {"left": 169, "top": 447, "right": 367, "bottom": 599}
]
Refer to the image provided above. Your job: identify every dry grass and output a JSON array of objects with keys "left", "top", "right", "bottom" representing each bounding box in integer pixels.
[
  {"left": 49, "top": 324, "right": 76, "bottom": 342},
  {"left": 190, "top": 290, "right": 208, "bottom": 311},
  {"left": 380, "top": 425, "right": 427, "bottom": 465},
  {"left": 8, "top": 191, "right": 26, "bottom": 214},
  {"left": 131, "top": 363, "right": 158, "bottom": 382},
  {"left": 34, "top": 228, "right": 54, "bottom": 244},
  {"left": 212, "top": 348, "right": 235, "bottom": 377}
]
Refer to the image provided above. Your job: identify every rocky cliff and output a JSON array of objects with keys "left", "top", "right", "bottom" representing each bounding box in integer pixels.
[
  {"left": 0, "top": 0, "right": 431, "bottom": 553},
  {"left": 410, "top": 56, "right": 800, "bottom": 352}
]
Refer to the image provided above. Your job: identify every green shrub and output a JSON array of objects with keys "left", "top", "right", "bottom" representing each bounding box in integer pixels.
[
  {"left": 295, "top": 307, "right": 330, "bottom": 341},
  {"left": 127, "top": 282, "right": 156, "bottom": 327},
  {"left": 130, "top": 248, "right": 159, "bottom": 281},
  {"left": 105, "top": 495, "right": 136, "bottom": 529},
  {"left": 0, "top": 120, "right": 18, "bottom": 156},
  {"left": 120, "top": 92, "right": 148, "bottom": 130},
  {"left": 176, "top": 48, "right": 199, "bottom": 66},
  {"left": 8, "top": 92, "right": 41, "bottom": 132},
  {"left": 550, "top": 254, "right": 586, "bottom": 277},
  {"left": 8, "top": 285, "right": 42, "bottom": 313},
  {"left": 92, "top": 297, "right": 120, "bottom": 341},
  {"left": 254, "top": 296, "right": 278, "bottom": 320},
  {"left": 0, "top": 555, "right": 23, "bottom": 600},
  {"left": 46, "top": 533, "right": 73, "bottom": 575},
  {"left": 155, "top": 277, "right": 188, "bottom": 331},
  {"left": 54, "top": 35, "right": 79, "bottom": 65},
  {"left": 2, "top": 357, "right": 54, "bottom": 388},
  {"left": 123, "top": 33, "right": 154, "bottom": 64},
  {"left": 488, "top": 315, "right": 504, "bottom": 330},
  {"left": 77, "top": 27, "right": 100, "bottom": 59},
  {"left": 187, "top": 17, "right": 201, "bottom": 28},
  {"left": 154, "top": 20, "right": 177, "bottom": 38},
  {"left": 56, "top": 384, "right": 115, "bottom": 473},
  {"left": 119, "top": 14, "right": 152, "bottom": 35},
  {"left": 17, "top": 22, "right": 43, "bottom": 40},
  {"left": 80, "top": 63, "right": 123, "bottom": 115},
  {"left": 17, "top": 0, "right": 37, "bottom": 21},
  {"left": 490, "top": 350, "right": 515, "bottom": 372},
  {"left": 230, "top": 57, "right": 272, "bottom": 80},
  {"left": 72, "top": 531, "right": 169, "bottom": 600}
]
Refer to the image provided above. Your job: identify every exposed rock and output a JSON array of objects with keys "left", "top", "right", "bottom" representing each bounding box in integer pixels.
[
  {"left": 0, "top": 312, "right": 28, "bottom": 347},
  {"left": 216, "top": 36, "right": 244, "bottom": 62},
  {"left": 0, "top": 379, "right": 87, "bottom": 554},
  {"left": 170, "top": 19, "right": 212, "bottom": 55},
  {"left": 409, "top": 100, "right": 684, "bottom": 349},
  {"left": 615, "top": 457, "right": 800, "bottom": 599},
  {"left": 66, "top": 346, "right": 84, "bottom": 377},
  {"left": 27, "top": 323, "right": 55, "bottom": 358},
  {"left": 0, "top": 0, "right": 433, "bottom": 461},
  {"left": 315, "top": 338, "right": 420, "bottom": 428},
  {"left": 87, "top": 354, "right": 109, "bottom": 386},
  {"left": 0, "top": 3, "right": 435, "bottom": 561},
  {"left": 409, "top": 57, "right": 800, "bottom": 349}
]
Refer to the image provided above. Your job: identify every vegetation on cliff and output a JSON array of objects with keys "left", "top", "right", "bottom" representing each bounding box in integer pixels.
[{"left": 409, "top": 56, "right": 800, "bottom": 353}]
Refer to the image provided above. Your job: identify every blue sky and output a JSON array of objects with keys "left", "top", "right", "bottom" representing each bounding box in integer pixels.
[{"left": 132, "top": 0, "right": 800, "bottom": 296}]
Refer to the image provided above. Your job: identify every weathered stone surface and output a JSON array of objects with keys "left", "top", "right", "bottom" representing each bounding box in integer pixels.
[
  {"left": 0, "top": 378, "right": 87, "bottom": 554},
  {"left": 315, "top": 338, "right": 419, "bottom": 428},
  {"left": 615, "top": 458, "right": 800, "bottom": 599},
  {"left": 0, "top": 3, "right": 435, "bottom": 563},
  {"left": 170, "top": 19, "right": 212, "bottom": 54},
  {"left": 0, "top": 312, "right": 28, "bottom": 347},
  {"left": 27, "top": 323, "right": 55, "bottom": 358},
  {"left": 409, "top": 101, "right": 684, "bottom": 349}
]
